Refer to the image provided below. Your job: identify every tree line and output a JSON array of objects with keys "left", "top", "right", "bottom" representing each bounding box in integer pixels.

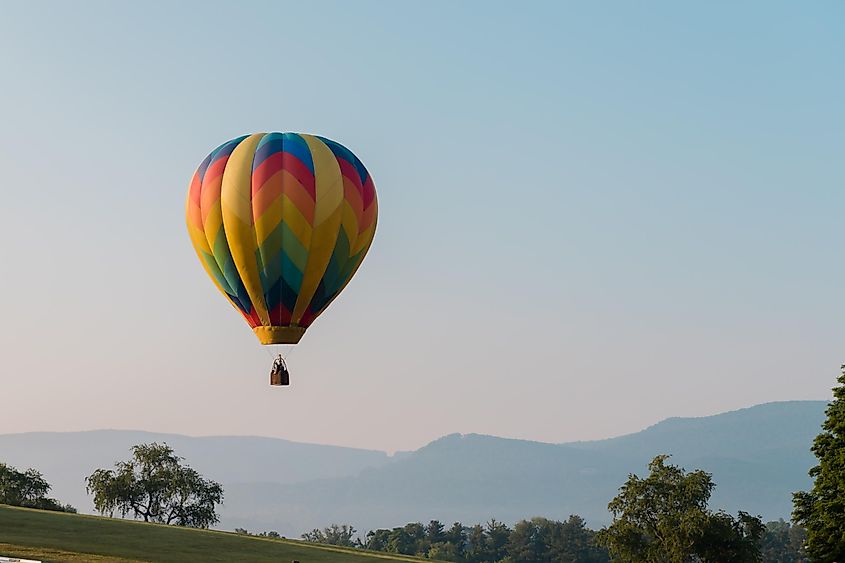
[
  {"left": 298, "top": 516, "right": 608, "bottom": 562},
  {"left": 0, "top": 462, "right": 76, "bottom": 513},
  {"left": 1, "top": 365, "right": 844, "bottom": 561},
  {"left": 295, "top": 365, "right": 845, "bottom": 562},
  {"left": 298, "top": 456, "right": 809, "bottom": 562}
]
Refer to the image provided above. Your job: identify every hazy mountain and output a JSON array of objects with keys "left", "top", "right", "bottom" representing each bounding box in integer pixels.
[
  {"left": 0, "top": 401, "right": 826, "bottom": 537},
  {"left": 0, "top": 430, "right": 390, "bottom": 517}
]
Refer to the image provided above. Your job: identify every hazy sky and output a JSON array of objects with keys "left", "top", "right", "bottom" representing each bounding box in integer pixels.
[{"left": 1, "top": 1, "right": 842, "bottom": 453}]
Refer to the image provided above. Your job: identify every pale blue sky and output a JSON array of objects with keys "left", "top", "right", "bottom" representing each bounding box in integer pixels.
[{"left": 1, "top": 1, "right": 842, "bottom": 452}]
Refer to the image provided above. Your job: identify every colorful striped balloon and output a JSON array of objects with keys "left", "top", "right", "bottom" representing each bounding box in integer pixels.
[{"left": 186, "top": 133, "right": 377, "bottom": 344}]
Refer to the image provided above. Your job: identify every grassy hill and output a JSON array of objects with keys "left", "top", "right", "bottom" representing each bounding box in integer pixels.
[{"left": 0, "top": 505, "right": 431, "bottom": 563}]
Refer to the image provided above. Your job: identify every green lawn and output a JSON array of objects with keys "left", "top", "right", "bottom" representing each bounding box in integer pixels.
[{"left": 0, "top": 505, "right": 433, "bottom": 563}]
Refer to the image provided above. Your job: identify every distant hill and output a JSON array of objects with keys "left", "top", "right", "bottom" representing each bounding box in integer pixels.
[
  {"left": 0, "top": 401, "right": 826, "bottom": 537},
  {"left": 0, "top": 429, "right": 390, "bottom": 518}
]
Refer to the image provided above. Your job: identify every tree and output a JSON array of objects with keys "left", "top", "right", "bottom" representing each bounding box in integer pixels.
[
  {"left": 427, "top": 541, "right": 462, "bottom": 561},
  {"left": 485, "top": 518, "right": 512, "bottom": 562},
  {"left": 0, "top": 463, "right": 49, "bottom": 506},
  {"left": 598, "top": 455, "right": 712, "bottom": 562},
  {"left": 504, "top": 516, "right": 608, "bottom": 563},
  {"left": 85, "top": 442, "right": 223, "bottom": 528},
  {"left": 696, "top": 510, "right": 765, "bottom": 563},
  {"left": 465, "top": 524, "right": 487, "bottom": 562},
  {"left": 0, "top": 462, "right": 75, "bottom": 513},
  {"left": 301, "top": 524, "right": 359, "bottom": 547},
  {"left": 507, "top": 518, "right": 549, "bottom": 562},
  {"left": 365, "top": 528, "right": 392, "bottom": 552},
  {"left": 403, "top": 522, "right": 428, "bottom": 554},
  {"left": 444, "top": 521, "right": 467, "bottom": 559},
  {"left": 426, "top": 519, "right": 446, "bottom": 544},
  {"left": 386, "top": 527, "right": 416, "bottom": 555},
  {"left": 761, "top": 520, "right": 808, "bottom": 563},
  {"left": 550, "top": 515, "right": 609, "bottom": 563},
  {"left": 597, "top": 455, "right": 763, "bottom": 563},
  {"left": 793, "top": 364, "right": 845, "bottom": 562},
  {"left": 362, "top": 517, "right": 611, "bottom": 562}
]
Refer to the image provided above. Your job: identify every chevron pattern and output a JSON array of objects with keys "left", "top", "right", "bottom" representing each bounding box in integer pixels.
[{"left": 186, "top": 133, "right": 377, "bottom": 343}]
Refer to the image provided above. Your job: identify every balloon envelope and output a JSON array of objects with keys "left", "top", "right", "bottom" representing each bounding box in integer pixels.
[{"left": 186, "top": 133, "right": 377, "bottom": 344}]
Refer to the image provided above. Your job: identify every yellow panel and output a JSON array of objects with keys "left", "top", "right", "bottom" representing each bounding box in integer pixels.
[
  {"left": 304, "top": 135, "right": 344, "bottom": 226},
  {"left": 187, "top": 222, "right": 211, "bottom": 254},
  {"left": 254, "top": 326, "right": 306, "bottom": 344},
  {"left": 254, "top": 194, "right": 312, "bottom": 248},
  {"left": 280, "top": 194, "right": 313, "bottom": 244},
  {"left": 340, "top": 200, "right": 358, "bottom": 251},
  {"left": 220, "top": 133, "right": 270, "bottom": 325},
  {"left": 352, "top": 221, "right": 377, "bottom": 255},
  {"left": 186, "top": 194, "right": 236, "bottom": 309},
  {"left": 202, "top": 200, "right": 224, "bottom": 252},
  {"left": 310, "top": 229, "right": 376, "bottom": 321},
  {"left": 291, "top": 135, "right": 345, "bottom": 323}
]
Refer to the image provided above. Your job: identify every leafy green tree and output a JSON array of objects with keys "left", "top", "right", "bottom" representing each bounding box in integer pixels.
[
  {"left": 0, "top": 462, "right": 75, "bottom": 513},
  {"left": 793, "top": 364, "right": 845, "bottom": 562},
  {"left": 301, "top": 523, "right": 359, "bottom": 547},
  {"left": 485, "top": 518, "right": 511, "bottom": 562},
  {"left": 0, "top": 463, "right": 49, "bottom": 506},
  {"left": 597, "top": 455, "right": 762, "bottom": 563},
  {"left": 598, "top": 455, "right": 713, "bottom": 562},
  {"left": 404, "top": 521, "right": 429, "bottom": 554},
  {"left": 550, "top": 515, "right": 609, "bottom": 563},
  {"left": 505, "top": 516, "right": 608, "bottom": 563},
  {"left": 363, "top": 525, "right": 429, "bottom": 555},
  {"left": 85, "top": 442, "right": 223, "bottom": 528},
  {"left": 465, "top": 524, "right": 488, "bottom": 562},
  {"left": 428, "top": 541, "right": 462, "bottom": 561},
  {"left": 444, "top": 521, "right": 467, "bottom": 558},
  {"left": 361, "top": 516, "right": 609, "bottom": 562},
  {"left": 387, "top": 527, "right": 416, "bottom": 555},
  {"left": 696, "top": 510, "right": 765, "bottom": 563},
  {"left": 761, "top": 520, "right": 808, "bottom": 563},
  {"left": 365, "top": 528, "right": 392, "bottom": 551},
  {"left": 509, "top": 517, "right": 548, "bottom": 561},
  {"left": 427, "top": 519, "right": 446, "bottom": 544}
]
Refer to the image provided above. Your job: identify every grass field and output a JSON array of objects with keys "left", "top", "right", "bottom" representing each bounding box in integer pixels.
[{"left": 0, "top": 505, "right": 433, "bottom": 563}]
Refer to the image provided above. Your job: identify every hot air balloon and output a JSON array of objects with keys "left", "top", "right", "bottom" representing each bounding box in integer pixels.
[{"left": 186, "top": 133, "right": 378, "bottom": 385}]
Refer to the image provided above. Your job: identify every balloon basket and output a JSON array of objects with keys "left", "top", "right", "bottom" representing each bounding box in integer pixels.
[{"left": 270, "top": 369, "right": 290, "bottom": 386}]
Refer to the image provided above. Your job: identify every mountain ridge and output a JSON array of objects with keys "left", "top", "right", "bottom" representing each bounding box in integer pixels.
[
  {"left": 4, "top": 399, "right": 824, "bottom": 451},
  {"left": 0, "top": 400, "right": 828, "bottom": 536}
]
